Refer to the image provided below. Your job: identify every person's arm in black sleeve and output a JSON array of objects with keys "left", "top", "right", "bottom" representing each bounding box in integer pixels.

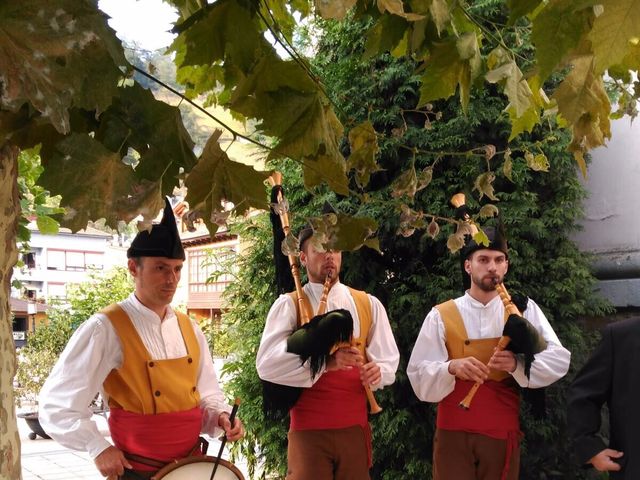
[{"left": 567, "top": 324, "right": 615, "bottom": 467}]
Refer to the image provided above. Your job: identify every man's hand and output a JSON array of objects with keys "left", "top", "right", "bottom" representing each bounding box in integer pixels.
[
  {"left": 327, "top": 346, "right": 363, "bottom": 371},
  {"left": 448, "top": 357, "right": 490, "bottom": 383},
  {"left": 218, "top": 413, "right": 245, "bottom": 442},
  {"left": 488, "top": 349, "right": 517, "bottom": 373},
  {"left": 94, "top": 445, "right": 132, "bottom": 478},
  {"left": 360, "top": 361, "right": 381, "bottom": 387},
  {"left": 589, "top": 449, "right": 623, "bottom": 472}
]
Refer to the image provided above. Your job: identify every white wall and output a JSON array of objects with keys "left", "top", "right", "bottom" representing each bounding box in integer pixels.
[{"left": 573, "top": 116, "right": 640, "bottom": 306}]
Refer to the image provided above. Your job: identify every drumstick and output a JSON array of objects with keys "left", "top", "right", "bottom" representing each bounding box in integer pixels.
[{"left": 209, "top": 398, "right": 241, "bottom": 480}]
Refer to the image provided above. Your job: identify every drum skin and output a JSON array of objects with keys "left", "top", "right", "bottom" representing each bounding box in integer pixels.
[{"left": 151, "top": 456, "right": 244, "bottom": 480}]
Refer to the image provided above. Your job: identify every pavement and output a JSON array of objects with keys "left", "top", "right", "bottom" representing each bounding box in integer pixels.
[{"left": 18, "top": 408, "right": 249, "bottom": 480}]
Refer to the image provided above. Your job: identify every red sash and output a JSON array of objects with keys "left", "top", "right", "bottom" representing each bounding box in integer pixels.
[
  {"left": 109, "top": 406, "right": 203, "bottom": 471},
  {"left": 437, "top": 379, "right": 522, "bottom": 480},
  {"left": 290, "top": 368, "right": 372, "bottom": 466}
]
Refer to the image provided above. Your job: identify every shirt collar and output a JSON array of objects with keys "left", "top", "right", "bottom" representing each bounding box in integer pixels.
[
  {"left": 128, "top": 293, "right": 175, "bottom": 323},
  {"left": 464, "top": 291, "right": 502, "bottom": 309}
]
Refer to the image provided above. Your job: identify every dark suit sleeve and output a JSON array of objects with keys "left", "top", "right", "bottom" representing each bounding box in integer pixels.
[{"left": 567, "top": 325, "right": 613, "bottom": 465}]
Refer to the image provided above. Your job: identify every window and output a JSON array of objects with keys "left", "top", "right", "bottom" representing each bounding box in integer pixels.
[
  {"left": 85, "top": 252, "right": 104, "bottom": 269},
  {"left": 48, "top": 283, "right": 66, "bottom": 299},
  {"left": 46, "top": 249, "right": 104, "bottom": 271},
  {"left": 188, "top": 247, "right": 237, "bottom": 294},
  {"left": 47, "top": 250, "right": 65, "bottom": 270},
  {"left": 66, "top": 251, "right": 85, "bottom": 271}
]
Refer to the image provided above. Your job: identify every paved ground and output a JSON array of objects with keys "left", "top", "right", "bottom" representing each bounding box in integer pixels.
[{"left": 18, "top": 409, "right": 248, "bottom": 480}]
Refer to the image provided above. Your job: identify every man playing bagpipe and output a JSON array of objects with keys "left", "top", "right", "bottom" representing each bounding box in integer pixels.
[
  {"left": 407, "top": 196, "right": 570, "bottom": 480},
  {"left": 256, "top": 182, "right": 399, "bottom": 480}
]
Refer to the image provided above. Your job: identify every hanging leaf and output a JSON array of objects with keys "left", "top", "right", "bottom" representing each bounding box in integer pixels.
[
  {"left": 552, "top": 53, "right": 611, "bottom": 164},
  {"left": 419, "top": 39, "right": 464, "bottom": 106},
  {"left": 447, "top": 233, "right": 465, "bottom": 253},
  {"left": 503, "top": 149, "right": 514, "bottom": 182},
  {"left": 427, "top": 219, "right": 440, "bottom": 239},
  {"left": 100, "top": 84, "right": 197, "bottom": 192},
  {"left": 532, "top": 0, "right": 593, "bottom": 82},
  {"left": 184, "top": 129, "right": 271, "bottom": 235},
  {"left": 473, "top": 229, "right": 490, "bottom": 247},
  {"left": 391, "top": 164, "right": 418, "bottom": 198},
  {"left": 0, "top": 0, "right": 126, "bottom": 134},
  {"left": 478, "top": 204, "right": 499, "bottom": 218},
  {"left": 485, "top": 57, "right": 533, "bottom": 117},
  {"left": 35, "top": 215, "right": 59, "bottom": 235},
  {"left": 484, "top": 144, "right": 496, "bottom": 161},
  {"left": 507, "top": 0, "right": 544, "bottom": 25},
  {"left": 38, "top": 133, "right": 160, "bottom": 231},
  {"left": 171, "top": 0, "right": 263, "bottom": 74},
  {"left": 302, "top": 154, "right": 350, "bottom": 196},
  {"left": 310, "top": 212, "right": 379, "bottom": 252},
  {"left": 282, "top": 231, "right": 300, "bottom": 257},
  {"left": 377, "top": 0, "right": 425, "bottom": 21},
  {"left": 314, "top": 0, "right": 357, "bottom": 20},
  {"left": 473, "top": 172, "right": 498, "bottom": 201},
  {"left": 364, "top": 14, "right": 409, "bottom": 59},
  {"left": 589, "top": 0, "right": 640, "bottom": 73},
  {"left": 525, "top": 152, "right": 550, "bottom": 172},
  {"left": 429, "top": 0, "right": 451, "bottom": 35},
  {"left": 347, "top": 121, "right": 381, "bottom": 188},
  {"left": 416, "top": 166, "right": 433, "bottom": 191}
]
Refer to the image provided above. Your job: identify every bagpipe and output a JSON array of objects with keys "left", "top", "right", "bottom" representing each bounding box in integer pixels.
[
  {"left": 262, "top": 172, "right": 381, "bottom": 418},
  {"left": 451, "top": 193, "right": 547, "bottom": 410}
]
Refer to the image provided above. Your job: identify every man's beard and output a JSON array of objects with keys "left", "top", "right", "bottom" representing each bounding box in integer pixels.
[{"left": 472, "top": 273, "right": 502, "bottom": 292}]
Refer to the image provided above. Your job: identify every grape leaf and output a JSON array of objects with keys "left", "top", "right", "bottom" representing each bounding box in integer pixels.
[
  {"left": 0, "top": 0, "right": 126, "bottom": 134},
  {"left": 184, "top": 129, "right": 271, "bottom": 235},
  {"left": 38, "top": 133, "right": 163, "bottom": 231},
  {"left": 589, "top": 0, "right": 640, "bottom": 73}
]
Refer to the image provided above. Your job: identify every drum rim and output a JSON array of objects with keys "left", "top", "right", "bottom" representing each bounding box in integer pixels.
[{"left": 151, "top": 456, "right": 245, "bottom": 480}]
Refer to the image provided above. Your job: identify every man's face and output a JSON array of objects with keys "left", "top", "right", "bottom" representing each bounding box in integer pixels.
[
  {"left": 464, "top": 249, "right": 508, "bottom": 292},
  {"left": 128, "top": 257, "right": 183, "bottom": 311},
  {"left": 300, "top": 242, "right": 342, "bottom": 284}
]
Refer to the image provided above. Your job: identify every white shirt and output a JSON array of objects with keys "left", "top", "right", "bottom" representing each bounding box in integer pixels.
[
  {"left": 407, "top": 292, "right": 571, "bottom": 403},
  {"left": 256, "top": 281, "right": 399, "bottom": 389},
  {"left": 38, "top": 294, "right": 231, "bottom": 459}
]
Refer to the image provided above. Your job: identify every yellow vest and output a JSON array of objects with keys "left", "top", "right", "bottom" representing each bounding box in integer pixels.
[
  {"left": 436, "top": 299, "right": 509, "bottom": 382},
  {"left": 102, "top": 305, "right": 201, "bottom": 414}
]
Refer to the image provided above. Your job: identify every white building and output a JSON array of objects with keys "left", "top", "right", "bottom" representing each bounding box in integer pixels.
[
  {"left": 13, "top": 224, "right": 128, "bottom": 303},
  {"left": 573, "top": 115, "right": 640, "bottom": 308}
]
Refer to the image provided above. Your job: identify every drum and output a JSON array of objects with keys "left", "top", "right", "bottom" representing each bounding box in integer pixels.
[{"left": 151, "top": 456, "right": 244, "bottom": 480}]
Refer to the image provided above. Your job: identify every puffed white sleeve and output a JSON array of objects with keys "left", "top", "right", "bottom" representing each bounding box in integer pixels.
[
  {"left": 193, "top": 320, "right": 232, "bottom": 437},
  {"left": 364, "top": 295, "right": 399, "bottom": 390},
  {"left": 255, "top": 295, "right": 318, "bottom": 387},
  {"left": 510, "top": 299, "right": 571, "bottom": 388},
  {"left": 407, "top": 307, "right": 456, "bottom": 403},
  {"left": 38, "top": 315, "right": 120, "bottom": 459}
]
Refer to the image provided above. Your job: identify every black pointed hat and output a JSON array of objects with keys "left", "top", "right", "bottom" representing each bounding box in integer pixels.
[
  {"left": 126, "top": 198, "right": 185, "bottom": 260},
  {"left": 460, "top": 225, "right": 509, "bottom": 261}
]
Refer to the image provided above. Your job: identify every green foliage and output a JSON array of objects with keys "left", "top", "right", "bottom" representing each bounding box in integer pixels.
[
  {"left": 14, "top": 349, "right": 59, "bottom": 409},
  {"left": 43, "top": 267, "right": 133, "bottom": 341},
  {"left": 223, "top": 14, "right": 612, "bottom": 480},
  {"left": 14, "top": 266, "right": 133, "bottom": 409},
  {"left": 16, "top": 148, "right": 64, "bottom": 244}
]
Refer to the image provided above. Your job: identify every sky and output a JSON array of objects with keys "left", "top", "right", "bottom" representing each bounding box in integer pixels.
[{"left": 98, "top": 0, "right": 179, "bottom": 51}]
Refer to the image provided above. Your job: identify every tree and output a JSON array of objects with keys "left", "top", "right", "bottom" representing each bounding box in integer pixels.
[{"left": 1, "top": 0, "right": 637, "bottom": 476}]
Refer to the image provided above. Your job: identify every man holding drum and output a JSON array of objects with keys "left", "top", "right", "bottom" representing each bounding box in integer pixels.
[
  {"left": 39, "top": 198, "right": 244, "bottom": 479},
  {"left": 256, "top": 222, "right": 400, "bottom": 480},
  {"left": 407, "top": 224, "right": 570, "bottom": 480}
]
